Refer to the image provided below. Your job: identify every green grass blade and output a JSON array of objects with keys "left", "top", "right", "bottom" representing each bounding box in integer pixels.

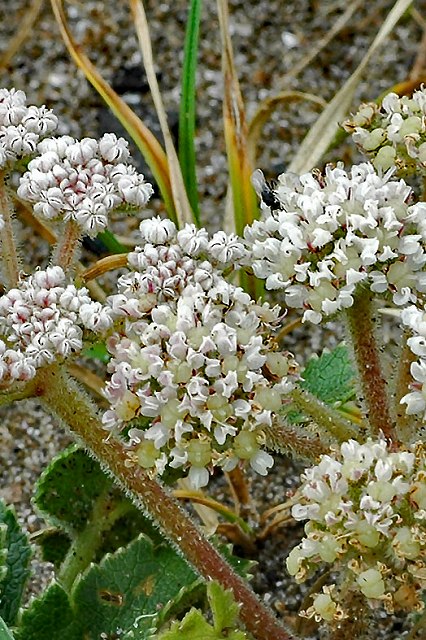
[
  {"left": 97, "top": 230, "right": 126, "bottom": 254},
  {"left": 130, "top": 0, "right": 195, "bottom": 228},
  {"left": 178, "top": 0, "right": 202, "bottom": 225}
]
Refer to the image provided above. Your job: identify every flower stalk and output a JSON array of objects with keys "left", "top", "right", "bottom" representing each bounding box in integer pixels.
[
  {"left": 52, "top": 219, "right": 81, "bottom": 273},
  {"left": 35, "top": 364, "right": 295, "bottom": 640},
  {"left": 0, "top": 170, "right": 21, "bottom": 287},
  {"left": 345, "top": 289, "right": 395, "bottom": 442},
  {"left": 291, "top": 387, "right": 359, "bottom": 443}
]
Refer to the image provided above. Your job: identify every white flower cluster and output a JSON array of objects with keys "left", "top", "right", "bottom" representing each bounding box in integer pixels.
[
  {"left": 245, "top": 163, "right": 426, "bottom": 323},
  {"left": 100, "top": 218, "right": 294, "bottom": 488},
  {"left": 0, "top": 266, "right": 107, "bottom": 386},
  {"left": 0, "top": 88, "right": 57, "bottom": 169},
  {"left": 286, "top": 437, "right": 426, "bottom": 622},
  {"left": 17, "top": 133, "right": 153, "bottom": 236},
  {"left": 106, "top": 216, "right": 248, "bottom": 315},
  {"left": 400, "top": 304, "right": 426, "bottom": 420},
  {"left": 343, "top": 87, "right": 426, "bottom": 173}
]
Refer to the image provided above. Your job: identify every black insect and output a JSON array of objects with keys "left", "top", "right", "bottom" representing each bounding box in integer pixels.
[{"left": 251, "top": 169, "right": 281, "bottom": 211}]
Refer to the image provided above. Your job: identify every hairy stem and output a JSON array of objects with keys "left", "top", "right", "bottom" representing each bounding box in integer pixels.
[
  {"left": 0, "top": 379, "right": 39, "bottom": 407},
  {"left": 345, "top": 290, "right": 395, "bottom": 442},
  {"left": 52, "top": 219, "right": 81, "bottom": 273},
  {"left": 59, "top": 488, "right": 132, "bottom": 592},
  {"left": 35, "top": 364, "right": 295, "bottom": 640},
  {"left": 291, "top": 387, "right": 359, "bottom": 442},
  {"left": 0, "top": 170, "right": 21, "bottom": 287},
  {"left": 264, "top": 421, "right": 329, "bottom": 461}
]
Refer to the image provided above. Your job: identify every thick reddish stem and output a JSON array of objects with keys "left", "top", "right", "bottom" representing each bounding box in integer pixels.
[
  {"left": 346, "top": 290, "right": 395, "bottom": 442},
  {"left": 35, "top": 365, "right": 295, "bottom": 640}
]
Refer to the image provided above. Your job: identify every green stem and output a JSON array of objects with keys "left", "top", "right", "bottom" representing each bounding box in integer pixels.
[
  {"left": 291, "top": 387, "right": 359, "bottom": 443},
  {"left": 59, "top": 488, "right": 132, "bottom": 592},
  {"left": 0, "top": 379, "right": 38, "bottom": 407},
  {"left": 34, "top": 364, "right": 295, "bottom": 640},
  {"left": 345, "top": 290, "right": 395, "bottom": 442},
  {"left": 393, "top": 330, "right": 417, "bottom": 444},
  {"left": 0, "top": 170, "right": 21, "bottom": 287}
]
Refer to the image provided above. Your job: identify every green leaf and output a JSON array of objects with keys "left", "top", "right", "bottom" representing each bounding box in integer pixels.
[
  {"left": 208, "top": 582, "right": 239, "bottom": 632},
  {"left": 157, "top": 582, "right": 248, "bottom": 640},
  {"left": 34, "top": 445, "right": 110, "bottom": 534},
  {"left": 300, "top": 345, "right": 357, "bottom": 406},
  {"left": 36, "top": 529, "right": 71, "bottom": 568},
  {"left": 219, "top": 544, "right": 255, "bottom": 582},
  {"left": 72, "top": 534, "right": 200, "bottom": 638},
  {"left": 0, "top": 616, "right": 15, "bottom": 640},
  {"left": 158, "top": 608, "right": 218, "bottom": 640},
  {"left": 14, "top": 583, "right": 81, "bottom": 640},
  {"left": 17, "top": 535, "right": 202, "bottom": 640},
  {"left": 0, "top": 501, "right": 31, "bottom": 625},
  {"left": 178, "top": 0, "right": 202, "bottom": 224}
]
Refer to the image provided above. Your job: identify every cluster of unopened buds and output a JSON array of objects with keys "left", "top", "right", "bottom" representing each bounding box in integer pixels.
[
  {"left": 286, "top": 437, "right": 426, "bottom": 621},
  {"left": 0, "top": 266, "right": 107, "bottom": 386},
  {"left": 98, "top": 217, "right": 297, "bottom": 488},
  {"left": 342, "top": 87, "right": 426, "bottom": 174},
  {"left": 0, "top": 88, "right": 58, "bottom": 169},
  {"left": 17, "top": 133, "right": 154, "bottom": 236},
  {"left": 244, "top": 162, "right": 426, "bottom": 323}
]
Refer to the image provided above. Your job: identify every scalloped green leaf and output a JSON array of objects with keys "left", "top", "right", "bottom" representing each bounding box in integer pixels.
[
  {"left": 16, "top": 535, "right": 202, "bottom": 640},
  {"left": 0, "top": 501, "right": 31, "bottom": 625},
  {"left": 14, "top": 583, "right": 80, "bottom": 640},
  {"left": 72, "top": 534, "right": 200, "bottom": 638},
  {"left": 33, "top": 445, "right": 111, "bottom": 534},
  {"left": 209, "top": 582, "right": 239, "bottom": 633},
  {"left": 157, "top": 582, "right": 248, "bottom": 640},
  {"left": 0, "top": 616, "right": 15, "bottom": 640},
  {"left": 300, "top": 345, "right": 357, "bottom": 406}
]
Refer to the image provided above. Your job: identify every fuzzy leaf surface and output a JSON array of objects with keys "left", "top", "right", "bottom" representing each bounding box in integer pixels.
[
  {"left": 17, "top": 535, "right": 201, "bottom": 640},
  {"left": 0, "top": 501, "right": 31, "bottom": 625},
  {"left": 14, "top": 582, "right": 80, "bottom": 640},
  {"left": 72, "top": 534, "right": 200, "bottom": 638},
  {"left": 300, "top": 345, "right": 356, "bottom": 406},
  {"left": 34, "top": 445, "right": 110, "bottom": 534}
]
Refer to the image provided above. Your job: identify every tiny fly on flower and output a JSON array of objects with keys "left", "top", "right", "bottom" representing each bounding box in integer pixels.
[{"left": 251, "top": 169, "right": 281, "bottom": 211}]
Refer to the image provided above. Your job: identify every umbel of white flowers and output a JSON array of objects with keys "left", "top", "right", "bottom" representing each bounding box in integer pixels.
[
  {"left": 286, "top": 437, "right": 426, "bottom": 622},
  {"left": 244, "top": 162, "right": 426, "bottom": 323},
  {"left": 0, "top": 88, "right": 58, "bottom": 168},
  {"left": 97, "top": 217, "right": 297, "bottom": 489},
  {"left": 0, "top": 266, "right": 109, "bottom": 385}
]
